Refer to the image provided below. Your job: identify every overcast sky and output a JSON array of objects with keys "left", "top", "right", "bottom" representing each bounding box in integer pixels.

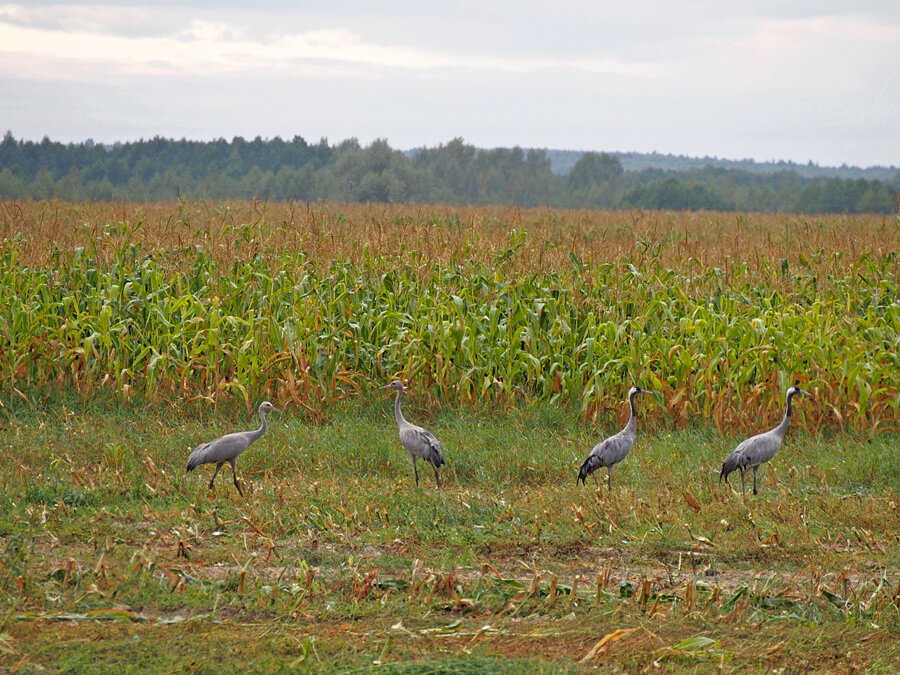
[{"left": 1, "top": 1, "right": 898, "bottom": 167}]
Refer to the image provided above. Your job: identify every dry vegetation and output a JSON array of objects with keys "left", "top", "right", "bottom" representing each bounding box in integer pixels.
[
  {"left": 3, "top": 199, "right": 897, "bottom": 271},
  {"left": 0, "top": 200, "right": 898, "bottom": 672}
]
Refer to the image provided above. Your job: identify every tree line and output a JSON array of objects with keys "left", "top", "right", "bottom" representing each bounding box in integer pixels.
[{"left": 0, "top": 132, "right": 897, "bottom": 213}]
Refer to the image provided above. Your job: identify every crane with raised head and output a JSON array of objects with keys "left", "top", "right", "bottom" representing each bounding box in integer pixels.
[
  {"left": 720, "top": 383, "right": 812, "bottom": 495},
  {"left": 186, "top": 401, "right": 279, "bottom": 496},
  {"left": 383, "top": 380, "right": 445, "bottom": 488},
  {"left": 577, "top": 386, "right": 654, "bottom": 489}
]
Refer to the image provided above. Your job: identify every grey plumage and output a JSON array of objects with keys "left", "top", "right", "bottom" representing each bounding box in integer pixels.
[
  {"left": 720, "top": 384, "right": 812, "bottom": 495},
  {"left": 578, "top": 386, "right": 654, "bottom": 489},
  {"left": 383, "top": 380, "right": 445, "bottom": 488},
  {"left": 186, "top": 401, "right": 279, "bottom": 496}
]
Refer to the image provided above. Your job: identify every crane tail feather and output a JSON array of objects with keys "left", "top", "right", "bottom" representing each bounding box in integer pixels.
[
  {"left": 186, "top": 443, "right": 210, "bottom": 472},
  {"left": 720, "top": 452, "right": 744, "bottom": 485},
  {"left": 425, "top": 440, "right": 445, "bottom": 469},
  {"left": 577, "top": 455, "right": 599, "bottom": 486}
]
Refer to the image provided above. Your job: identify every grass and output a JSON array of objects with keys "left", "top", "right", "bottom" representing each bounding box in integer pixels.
[{"left": 1, "top": 395, "right": 898, "bottom": 672}]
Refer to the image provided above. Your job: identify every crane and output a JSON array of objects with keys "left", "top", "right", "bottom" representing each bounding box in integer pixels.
[
  {"left": 383, "top": 380, "right": 445, "bottom": 488},
  {"left": 186, "top": 401, "right": 279, "bottom": 496},
  {"left": 577, "top": 386, "right": 654, "bottom": 489},
  {"left": 720, "top": 383, "right": 812, "bottom": 495}
]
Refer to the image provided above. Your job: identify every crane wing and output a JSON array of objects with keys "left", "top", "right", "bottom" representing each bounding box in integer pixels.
[
  {"left": 586, "top": 437, "right": 612, "bottom": 466},
  {"left": 186, "top": 432, "right": 252, "bottom": 471},
  {"left": 590, "top": 430, "right": 632, "bottom": 466},
  {"left": 400, "top": 425, "right": 445, "bottom": 467},
  {"left": 720, "top": 436, "right": 753, "bottom": 477},
  {"left": 186, "top": 442, "right": 212, "bottom": 471},
  {"left": 720, "top": 430, "right": 781, "bottom": 482}
]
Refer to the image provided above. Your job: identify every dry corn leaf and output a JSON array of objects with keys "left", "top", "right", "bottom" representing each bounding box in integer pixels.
[
  {"left": 687, "top": 528, "right": 715, "bottom": 547},
  {"left": 683, "top": 491, "right": 702, "bottom": 511},
  {"left": 579, "top": 628, "right": 638, "bottom": 663}
]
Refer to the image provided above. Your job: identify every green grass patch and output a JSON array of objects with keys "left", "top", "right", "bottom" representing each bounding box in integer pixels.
[{"left": 1, "top": 399, "right": 897, "bottom": 672}]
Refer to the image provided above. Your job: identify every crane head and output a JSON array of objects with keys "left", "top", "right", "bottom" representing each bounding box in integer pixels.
[
  {"left": 259, "top": 401, "right": 280, "bottom": 413},
  {"left": 788, "top": 383, "right": 813, "bottom": 400},
  {"left": 382, "top": 380, "right": 405, "bottom": 392}
]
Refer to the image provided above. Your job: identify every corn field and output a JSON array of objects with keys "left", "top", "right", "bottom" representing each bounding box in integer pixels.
[{"left": 1, "top": 200, "right": 898, "bottom": 432}]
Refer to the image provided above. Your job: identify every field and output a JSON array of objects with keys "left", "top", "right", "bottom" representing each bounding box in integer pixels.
[{"left": 1, "top": 200, "right": 899, "bottom": 672}]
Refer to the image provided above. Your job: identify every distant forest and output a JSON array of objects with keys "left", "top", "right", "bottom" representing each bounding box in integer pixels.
[{"left": 1, "top": 132, "right": 898, "bottom": 213}]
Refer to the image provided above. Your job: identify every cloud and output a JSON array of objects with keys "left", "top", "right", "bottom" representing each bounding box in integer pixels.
[
  {"left": 0, "top": 4, "right": 660, "bottom": 80},
  {"left": 704, "top": 13, "right": 900, "bottom": 77},
  {"left": 1, "top": 2, "right": 897, "bottom": 165}
]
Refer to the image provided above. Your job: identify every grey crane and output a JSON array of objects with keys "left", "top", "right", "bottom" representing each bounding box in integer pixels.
[
  {"left": 382, "top": 380, "right": 445, "bottom": 488},
  {"left": 719, "top": 383, "right": 812, "bottom": 495},
  {"left": 577, "top": 386, "right": 654, "bottom": 489},
  {"left": 186, "top": 401, "right": 279, "bottom": 496}
]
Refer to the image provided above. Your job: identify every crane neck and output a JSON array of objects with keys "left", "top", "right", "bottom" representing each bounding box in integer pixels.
[
  {"left": 623, "top": 391, "right": 639, "bottom": 433},
  {"left": 628, "top": 390, "right": 639, "bottom": 419},
  {"left": 774, "top": 391, "right": 796, "bottom": 437},
  {"left": 249, "top": 407, "right": 268, "bottom": 442},
  {"left": 393, "top": 389, "right": 407, "bottom": 427}
]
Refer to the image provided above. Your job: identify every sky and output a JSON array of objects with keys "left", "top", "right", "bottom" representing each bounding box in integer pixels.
[{"left": 1, "top": 1, "right": 898, "bottom": 168}]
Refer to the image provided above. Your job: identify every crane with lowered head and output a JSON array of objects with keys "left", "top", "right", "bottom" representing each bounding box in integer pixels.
[{"left": 577, "top": 386, "right": 654, "bottom": 489}]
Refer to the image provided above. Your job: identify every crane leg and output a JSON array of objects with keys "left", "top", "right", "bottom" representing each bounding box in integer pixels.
[
  {"left": 591, "top": 473, "right": 599, "bottom": 488},
  {"left": 752, "top": 466, "right": 758, "bottom": 496},
  {"left": 739, "top": 467, "right": 746, "bottom": 495},
  {"left": 229, "top": 458, "right": 244, "bottom": 497},
  {"left": 432, "top": 463, "right": 441, "bottom": 489},
  {"left": 607, "top": 468, "right": 612, "bottom": 490},
  {"left": 412, "top": 456, "right": 420, "bottom": 486},
  {"left": 208, "top": 462, "right": 223, "bottom": 491}
]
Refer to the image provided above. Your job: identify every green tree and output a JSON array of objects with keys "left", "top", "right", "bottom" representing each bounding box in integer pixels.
[
  {"left": 567, "top": 152, "right": 623, "bottom": 190},
  {"left": 0, "top": 168, "right": 26, "bottom": 199}
]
